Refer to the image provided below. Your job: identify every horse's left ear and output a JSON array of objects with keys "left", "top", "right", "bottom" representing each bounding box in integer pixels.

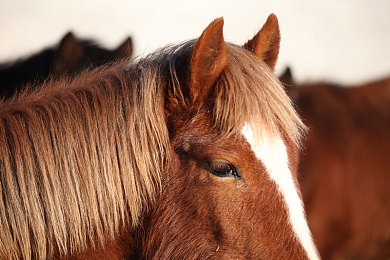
[
  {"left": 53, "top": 32, "right": 85, "bottom": 73},
  {"left": 244, "top": 14, "right": 280, "bottom": 70},
  {"left": 189, "top": 17, "right": 228, "bottom": 104}
]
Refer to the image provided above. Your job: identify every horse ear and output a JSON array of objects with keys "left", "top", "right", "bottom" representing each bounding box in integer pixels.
[
  {"left": 115, "top": 37, "right": 133, "bottom": 58},
  {"left": 53, "top": 32, "right": 85, "bottom": 73},
  {"left": 244, "top": 14, "right": 280, "bottom": 70},
  {"left": 279, "top": 67, "right": 299, "bottom": 102},
  {"left": 279, "top": 66, "right": 295, "bottom": 87},
  {"left": 189, "top": 17, "right": 228, "bottom": 104}
]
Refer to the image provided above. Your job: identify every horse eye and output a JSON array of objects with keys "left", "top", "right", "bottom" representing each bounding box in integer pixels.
[{"left": 208, "top": 160, "right": 241, "bottom": 178}]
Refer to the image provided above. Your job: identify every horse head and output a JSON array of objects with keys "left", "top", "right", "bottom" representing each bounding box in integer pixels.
[{"left": 141, "top": 14, "right": 319, "bottom": 259}]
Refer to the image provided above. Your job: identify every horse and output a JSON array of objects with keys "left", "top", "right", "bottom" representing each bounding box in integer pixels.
[
  {"left": 0, "top": 15, "right": 319, "bottom": 259},
  {"left": 280, "top": 68, "right": 390, "bottom": 259},
  {"left": 0, "top": 32, "right": 133, "bottom": 98}
]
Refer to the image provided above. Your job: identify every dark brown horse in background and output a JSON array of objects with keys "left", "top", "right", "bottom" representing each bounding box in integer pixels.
[
  {"left": 0, "top": 15, "right": 320, "bottom": 259},
  {"left": 281, "top": 68, "right": 390, "bottom": 259},
  {"left": 0, "top": 32, "right": 133, "bottom": 98}
]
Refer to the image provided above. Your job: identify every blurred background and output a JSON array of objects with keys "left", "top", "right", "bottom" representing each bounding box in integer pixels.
[{"left": 1, "top": 0, "right": 389, "bottom": 84}]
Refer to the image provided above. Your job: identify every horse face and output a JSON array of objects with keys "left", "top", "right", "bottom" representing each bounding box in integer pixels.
[
  {"left": 143, "top": 15, "right": 319, "bottom": 260},
  {"left": 153, "top": 114, "right": 305, "bottom": 259}
]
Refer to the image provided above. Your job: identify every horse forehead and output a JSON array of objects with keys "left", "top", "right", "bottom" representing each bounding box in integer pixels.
[{"left": 241, "top": 123, "right": 319, "bottom": 260}]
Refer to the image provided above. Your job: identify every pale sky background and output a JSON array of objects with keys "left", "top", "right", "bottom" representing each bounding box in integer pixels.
[{"left": 0, "top": 0, "right": 389, "bottom": 84}]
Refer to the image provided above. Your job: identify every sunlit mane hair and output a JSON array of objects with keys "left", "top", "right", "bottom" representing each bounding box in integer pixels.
[
  {"left": 215, "top": 44, "right": 305, "bottom": 144},
  {"left": 0, "top": 61, "right": 170, "bottom": 259},
  {"left": 151, "top": 40, "right": 306, "bottom": 145},
  {"left": 0, "top": 39, "right": 305, "bottom": 260}
]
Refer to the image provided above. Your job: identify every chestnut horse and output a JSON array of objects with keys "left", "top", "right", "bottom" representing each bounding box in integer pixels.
[
  {"left": 0, "top": 15, "right": 319, "bottom": 259},
  {"left": 281, "top": 68, "right": 390, "bottom": 259},
  {"left": 0, "top": 32, "right": 133, "bottom": 98}
]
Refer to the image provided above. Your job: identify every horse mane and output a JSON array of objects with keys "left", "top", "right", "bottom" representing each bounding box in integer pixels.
[
  {"left": 0, "top": 60, "right": 170, "bottom": 259},
  {"left": 214, "top": 44, "right": 305, "bottom": 145},
  {"left": 0, "top": 39, "right": 304, "bottom": 260},
  {"left": 151, "top": 40, "right": 305, "bottom": 145}
]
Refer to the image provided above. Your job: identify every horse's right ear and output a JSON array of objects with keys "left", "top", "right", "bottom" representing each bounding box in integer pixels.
[{"left": 189, "top": 17, "right": 228, "bottom": 105}]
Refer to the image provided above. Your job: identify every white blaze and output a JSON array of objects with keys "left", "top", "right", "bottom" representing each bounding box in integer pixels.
[{"left": 241, "top": 123, "right": 320, "bottom": 260}]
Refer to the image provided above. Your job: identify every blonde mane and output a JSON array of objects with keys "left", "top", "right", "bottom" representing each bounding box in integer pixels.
[
  {"left": 214, "top": 44, "right": 305, "bottom": 145},
  {"left": 0, "top": 61, "right": 170, "bottom": 259},
  {"left": 152, "top": 41, "right": 305, "bottom": 144},
  {"left": 0, "top": 40, "right": 304, "bottom": 260}
]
